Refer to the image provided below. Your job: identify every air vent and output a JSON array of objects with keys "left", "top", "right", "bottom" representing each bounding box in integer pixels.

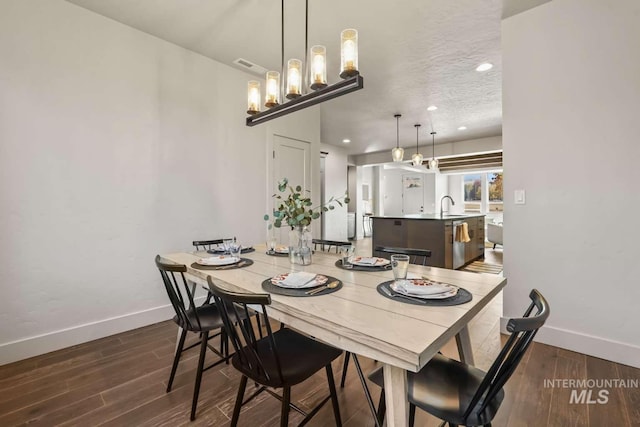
[{"left": 233, "top": 58, "right": 267, "bottom": 75}]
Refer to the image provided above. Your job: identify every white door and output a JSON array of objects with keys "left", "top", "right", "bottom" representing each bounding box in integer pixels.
[
  {"left": 272, "top": 135, "right": 311, "bottom": 244},
  {"left": 402, "top": 174, "right": 424, "bottom": 214}
]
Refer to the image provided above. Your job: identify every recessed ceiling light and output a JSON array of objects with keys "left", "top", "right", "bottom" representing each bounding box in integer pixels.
[
  {"left": 476, "top": 63, "right": 493, "bottom": 72},
  {"left": 458, "top": 126, "right": 467, "bottom": 130},
  {"left": 427, "top": 105, "right": 438, "bottom": 111},
  {"left": 342, "top": 138, "right": 351, "bottom": 143}
]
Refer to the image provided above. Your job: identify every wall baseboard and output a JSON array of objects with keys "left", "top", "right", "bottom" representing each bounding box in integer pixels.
[
  {"left": 500, "top": 317, "right": 640, "bottom": 369},
  {"left": 0, "top": 296, "right": 206, "bottom": 366}
]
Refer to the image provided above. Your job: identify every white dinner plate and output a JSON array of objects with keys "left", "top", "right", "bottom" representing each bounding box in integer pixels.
[
  {"left": 351, "top": 256, "right": 390, "bottom": 267},
  {"left": 390, "top": 279, "right": 458, "bottom": 299},
  {"left": 271, "top": 273, "right": 328, "bottom": 289},
  {"left": 197, "top": 255, "right": 241, "bottom": 266}
]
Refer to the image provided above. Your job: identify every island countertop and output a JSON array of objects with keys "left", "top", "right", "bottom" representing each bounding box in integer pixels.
[{"left": 371, "top": 213, "right": 485, "bottom": 220}]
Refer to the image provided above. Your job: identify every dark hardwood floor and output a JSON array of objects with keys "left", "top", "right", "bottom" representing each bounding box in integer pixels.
[
  {"left": 1, "top": 242, "right": 637, "bottom": 426},
  {"left": 1, "top": 296, "right": 638, "bottom": 426}
]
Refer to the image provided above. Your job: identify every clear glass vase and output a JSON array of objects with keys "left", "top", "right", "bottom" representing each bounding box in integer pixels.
[{"left": 288, "top": 226, "right": 312, "bottom": 265}]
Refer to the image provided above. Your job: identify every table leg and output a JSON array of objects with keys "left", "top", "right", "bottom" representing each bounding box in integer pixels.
[
  {"left": 455, "top": 325, "right": 475, "bottom": 365},
  {"left": 383, "top": 364, "right": 409, "bottom": 427}
]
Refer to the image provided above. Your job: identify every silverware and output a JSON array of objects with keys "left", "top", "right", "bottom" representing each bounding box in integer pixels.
[
  {"left": 216, "top": 261, "right": 246, "bottom": 270},
  {"left": 381, "top": 285, "right": 427, "bottom": 304},
  {"left": 306, "top": 280, "right": 340, "bottom": 295}
]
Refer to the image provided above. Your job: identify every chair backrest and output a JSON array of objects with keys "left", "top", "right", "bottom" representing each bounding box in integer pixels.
[
  {"left": 374, "top": 246, "right": 432, "bottom": 266},
  {"left": 464, "top": 289, "right": 550, "bottom": 421},
  {"left": 192, "top": 238, "right": 234, "bottom": 251},
  {"left": 312, "top": 239, "right": 351, "bottom": 253},
  {"left": 155, "top": 255, "right": 202, "bottom": 330},
  {"left": 207, "top": 276, "right": 284, "bottom": 385}
]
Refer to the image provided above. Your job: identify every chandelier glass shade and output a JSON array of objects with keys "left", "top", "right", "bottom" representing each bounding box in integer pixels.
[
  {"left": 265, "top": 71, "right": 280, "bottom": 107},
  {"left": 392, "top": 114, "right": 404, "bottom": 162},
  {"left": 247, "top": 81, "right": 261, "bottom": 114},
  {"left": 412, "top": 124, "right": 424, "bottom": 166},
  {"left": 429, "top": 131, "right": 439, "bottom": 171},
  {"left": 340, "top": 29, "right": 358, "bottom": 78},
  {"left": 246, "top": 1, "right": 363, "bottom": 126},
  {"left": 286, "top": 59, "right": 302, "bottom": 99}
]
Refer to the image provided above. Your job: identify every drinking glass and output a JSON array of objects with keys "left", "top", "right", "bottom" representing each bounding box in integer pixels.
[
  {"left": 340, "top": 245, "right": 355, "bottom": 266},
  {"left": 266, "top": 236, "right": 277, "bottom": 253},
  {"left": 222, "top": 239, "right": 234, "bottom": 255},
  {"left": 391, "top": 254, "right": 410, "bottom": 282},
  {"left": 229, "top": 242, "right": 242, "bottom": 260}
]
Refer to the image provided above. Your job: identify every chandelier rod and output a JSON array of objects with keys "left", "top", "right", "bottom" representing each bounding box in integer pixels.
[
  {"left": 304, "top": 0, "right": 309, "bottom": 92},
  {"left": 281, "top": 0, "right": 285, "bottom": 101}
]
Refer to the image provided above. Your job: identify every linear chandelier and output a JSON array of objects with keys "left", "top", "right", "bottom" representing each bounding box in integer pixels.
[{"left": 246, "top": 0, "right": 364, "bottom": 127}]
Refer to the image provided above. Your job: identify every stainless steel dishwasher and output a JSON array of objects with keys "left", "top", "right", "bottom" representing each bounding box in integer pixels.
[{"left": 453, "top": 220, "right": 465, "bottom": 269}]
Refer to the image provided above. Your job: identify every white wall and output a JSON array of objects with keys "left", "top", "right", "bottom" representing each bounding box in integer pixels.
[
  {"left": 503, "top": 0, "right": 640, "bottom": 368},
  {"left": 0, "top": 0, "right": 320, "bottom": 364},
  {"left": 380, "top": 168, "right": 405, "bottom": 217},
  {"left": 320, "top": 143, "right": 348, "bottom": 241},
  {"left": 446, "top": 175, "right": 465, "bottom": 215}
]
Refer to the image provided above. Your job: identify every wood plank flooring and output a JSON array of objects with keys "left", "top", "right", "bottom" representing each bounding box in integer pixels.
[
  {"left": 1, "top": 240, "right": 637, "bottom": 426},
  {"left": 1, "top": 300, "right": 638, "bottom": 426}
]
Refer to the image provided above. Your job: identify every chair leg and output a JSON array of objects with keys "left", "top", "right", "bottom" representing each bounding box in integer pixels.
[
  {"left": 190, "top": 330, "right": 209, "bottom": 421},
  {"left": 376, "top": 388, "right": 386, "bottom": 425},
  {"left": 221, "top": 329, "right": 229, "bottom": 364},
  {"left": 325, "top": 365, "right": 342, "bottom": 427},
  {"left": 167, "top": 328, "right": 187, "bottom": 392},
  {"left": 340, "top": 352, "right": 351, "bottom": 388},
  {"left": 280, "top": 386, "right": 291, "bottom": 427},
  {"left": 231, "top": 375, "right": 248, "bottom": 427},
  {"left": 409, "top": 403, "right": 416, "bottom": 427}
]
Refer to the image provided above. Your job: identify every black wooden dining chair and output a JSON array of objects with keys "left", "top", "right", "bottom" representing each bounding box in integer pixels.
[
  {"left": 206, "top": 276, "right": 343, "bottom": 427},
  {"left": 374, "top": 246, "right": 432, "bottom": 266},
  {"left": 368, "top": 289, "right": 550, "bottom": 427},
  {"left": 192, "top": 238, "right": 234, "bottom": 251},
  {"left": 312, "top": 238, "right": 351, "bottom": 253},
  {"left": 155, "top": 255, "right": 231, "bottom": 421}
]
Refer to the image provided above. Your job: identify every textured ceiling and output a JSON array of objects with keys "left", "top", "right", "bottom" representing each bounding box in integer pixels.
[{"left": 64, "top": 0, "right": 542, "bottom": 156}]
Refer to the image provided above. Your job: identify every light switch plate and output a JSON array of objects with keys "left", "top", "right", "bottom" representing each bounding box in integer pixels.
[{"left": 514, "top": 189, "right": 526, "bottom": 205}]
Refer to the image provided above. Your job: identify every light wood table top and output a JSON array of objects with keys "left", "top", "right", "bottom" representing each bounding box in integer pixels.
[{"left": 160, "top": 245, "right": 506, "bottom": 426}]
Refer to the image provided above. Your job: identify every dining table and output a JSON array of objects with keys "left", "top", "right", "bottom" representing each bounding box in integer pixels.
[{"left": 160, "top": 245, "right": 506, "bottom": 427}]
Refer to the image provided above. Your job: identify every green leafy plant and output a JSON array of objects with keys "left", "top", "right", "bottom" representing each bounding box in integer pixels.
[{"left": 264, "top": 177, "right": 350, "bottom": 229}]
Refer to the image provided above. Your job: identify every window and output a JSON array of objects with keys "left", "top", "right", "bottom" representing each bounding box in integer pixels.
[
  {"left": 464, "top": 174, "right": 482, "bottom": 212},
  {"left": 464, "top": 174, "right": 482, "bottom": 201},
  {"left": 488, "top": 172, "right": 503, "bottom": 213},
  {"left": 488, "top": 173, "right": 503, "bottom": 201}
]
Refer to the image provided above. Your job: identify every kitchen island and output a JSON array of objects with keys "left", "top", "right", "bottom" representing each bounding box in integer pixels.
[{"left": 371, "top": 214, "right": 485, "bottom": 269}]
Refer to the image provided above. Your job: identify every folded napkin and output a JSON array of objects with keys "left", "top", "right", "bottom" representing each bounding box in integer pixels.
[
  {"left": 278, "top": 272, "right": 317, "bottom": 288},
  {"left": 397, "top": 279, "right": 454, "bottom": 296},
  {"left": 455, "top": 223, "right": 471, "bottom": 243},
  {"left": 355, "top": 257, "right": 379, "bottom": 265}
]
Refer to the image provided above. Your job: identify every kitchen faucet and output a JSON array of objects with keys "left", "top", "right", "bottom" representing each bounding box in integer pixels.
[{"left": 440, "top": 195, "right": 455, "bottom": 217}]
